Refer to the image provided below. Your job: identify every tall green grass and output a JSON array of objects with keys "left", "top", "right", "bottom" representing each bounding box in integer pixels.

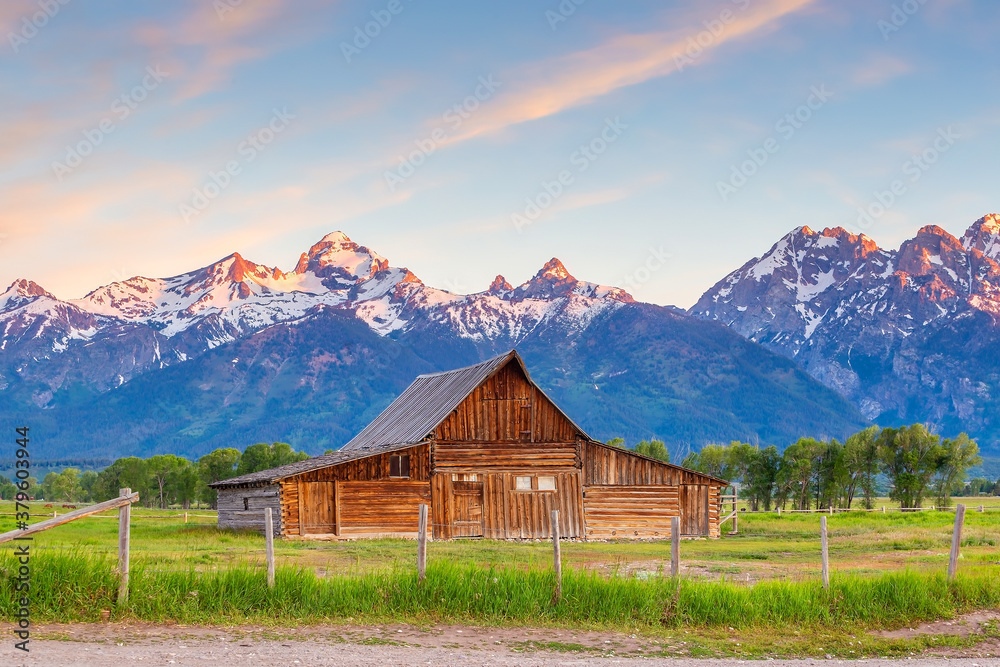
[{"left": 3, "top": 551, "right": 999, "bottom": 630}]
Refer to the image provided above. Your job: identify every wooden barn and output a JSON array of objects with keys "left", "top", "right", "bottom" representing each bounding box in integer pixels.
[{"left": 211, "top": 351, "right": 730, "bottom": 540}]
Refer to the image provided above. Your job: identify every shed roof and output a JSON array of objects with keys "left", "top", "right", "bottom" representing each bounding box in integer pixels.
[{"left": 212, "top": 350, "right": 589, "bottom": 488}]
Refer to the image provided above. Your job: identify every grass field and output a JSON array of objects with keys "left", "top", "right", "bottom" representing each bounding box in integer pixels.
[
  {"left": 2, "top": 498, "right": 999, "bottom": 658},
  {"left": 2, "top": 498, "right": 997, "bottom": 581}
]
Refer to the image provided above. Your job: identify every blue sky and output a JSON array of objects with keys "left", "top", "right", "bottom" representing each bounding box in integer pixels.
[{"left": 1, "top": 0, "right": 997, "bottom": 307}]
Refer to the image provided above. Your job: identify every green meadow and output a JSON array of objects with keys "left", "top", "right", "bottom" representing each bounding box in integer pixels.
[{"left": 2, "top": 499, "right": 999, "bottom": 657}]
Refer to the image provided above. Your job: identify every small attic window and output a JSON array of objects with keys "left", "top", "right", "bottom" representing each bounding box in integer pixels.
[
  {"left": 243, "top": 497, "right": 249, "bottom": 511},
  {"left": 389, "top": 454, "right": 410, "bottom": 478}
]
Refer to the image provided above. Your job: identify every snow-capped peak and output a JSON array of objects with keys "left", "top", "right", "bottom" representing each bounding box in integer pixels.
[
  {"left": 293, "top": 232, "right": 389, "bottom": 288},
  {"left": 961, "top": 214, "right": 1000, "bottom": 261},
  {"left": 0, "top": 279, "right": 57, "bottom": 313}
]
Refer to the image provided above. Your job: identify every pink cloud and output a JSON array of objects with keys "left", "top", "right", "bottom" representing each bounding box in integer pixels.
[{"left": 441, "top": 0, "right": 817, "bottom": 146}]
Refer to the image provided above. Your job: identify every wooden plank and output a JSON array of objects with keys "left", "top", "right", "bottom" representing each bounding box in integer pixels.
[
  {"left": 118, "top": 488, "right": 132, "bottom": 605},
  {"left": 820, "top": 515, "right": 829, "bottom": 589},
  {"left": 265, "top": 507, "right": 275, "bottom": 588},
  {"left": 417, "top": 504, "right": 428, "bottom": 581},
  {"left": 948, "top": 504, "right": 966, "bottom": 581},
  {"left": 0, "top": 491, "right": 139, "bottom": 544}
]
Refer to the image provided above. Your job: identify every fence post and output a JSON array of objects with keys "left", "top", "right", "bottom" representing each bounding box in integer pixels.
[
  {"left": 264, "top": 507, "right": 275, "bottom": 589},
  {"left": 948, "top": 504, "right": 966, "bottom": 581},
  {"left": 118, "top": 488, "right": 131, "bottom": 605},
  {"left": 733, "top": 488, "right": 738, "bottom": 534},
  {"left": 671, "top": 516, "right": 680, "bottom": 578},
  {"left": 417, "top": 504, "right": 428, "bottom": 582},
  {"left": 551, "top": 509, "right": 562, "bottom": 603},
  {"left": 777, "top": 506, "right": 781, "bottom": 516},
  {"left": 979, "top": 505, "right": 984, "bottom": 513},
  {"left": 184, "top": 511, "right": 188, "bottom": 524},
  {"left": 820, "top": 515, "right": 829, "bottom": 589},
  {"left": 882, "top": 506, "right": 885, "bottom": 514}
]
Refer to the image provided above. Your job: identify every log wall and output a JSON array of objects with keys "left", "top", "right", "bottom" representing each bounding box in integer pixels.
[
  {"left": 582, "top": 441, "right": 719, "bottom": 486},
  {"left": 338, "top": 481, "right": 430, "bottom": 536},
  {"left": 435, "top": 363, "right": 579, "bottom": 443},
  {"left": 433, "top": 442, "right": 579, "bottom": 470},
  {"left": 279, "top": 444, "right": 429, "bottom": 536},
  {"left": 583, "top": 486, "right": 679, "bottom": 539},
  {"left": 217, "top": 484, "right": 281, "bottom": 535}
]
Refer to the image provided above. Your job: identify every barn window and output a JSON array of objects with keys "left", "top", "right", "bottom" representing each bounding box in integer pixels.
[
  {"left": 515, "top": 476, "right": 531, "bottom": 491},
  {"left": 537, "top": 476, "right": 556, "bottom": 491},
  {"left": 389, "top": 454, "right": 410, "bottom": 478},
  {"left": 243, "top": 497, "right": 249, "bottom": 510}
]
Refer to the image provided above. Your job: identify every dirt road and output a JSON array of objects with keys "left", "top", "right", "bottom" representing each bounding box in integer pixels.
[{"left": 4, "top": 622, "right": 999, "bottom": 666}]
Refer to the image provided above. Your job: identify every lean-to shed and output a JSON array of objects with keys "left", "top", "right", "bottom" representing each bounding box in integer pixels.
[{"left": 211, "top": 351, "right": 730, "bottom": 540}]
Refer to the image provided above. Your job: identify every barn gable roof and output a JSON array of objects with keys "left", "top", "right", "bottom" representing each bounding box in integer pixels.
[
  {"left": 341, "top": 350, "right": 589, "bottom": 451},
  {"left": 211, "top": 350, "right": 590, "bottom": 488}
]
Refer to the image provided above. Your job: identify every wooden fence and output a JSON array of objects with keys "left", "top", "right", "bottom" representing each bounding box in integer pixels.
[{"left": 0, "top": 488, "right": 139, "bottom": 603}]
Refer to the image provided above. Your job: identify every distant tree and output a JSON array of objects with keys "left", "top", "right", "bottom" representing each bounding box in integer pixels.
[
  {"left": 683, "top": 444, "right": 729, "bottom": 480},
  {"left": 877, "top": 424, "right": 941, "bottom": 510},
  {"left": 843, "top": 426, "right": 880, "bottom": 509},
  {"left": 271, "top": 442, "right": 310, "bottom": 467},
  {"left": 0, "top": 475, "right": 16, "bottom": 500},
  {"left": 198, "top": 448, "right": 241, "bottom": 509},
  {"left": 725, "top": 442, "right": 757, "bottom": 486},
  {"left": 146, "top": 455, "right": 190, "bottom": 509},
  {"left": 744, "top": 445, "right": 780, "bottom": 511},
  {"left": 814, "top": 439, "right": 846, "bottom": 510},
  {"left": 79, "top": 470, "right": 99, "bottom": 503},
  {"left": 236, "top": 442, "right": 309, "bottom": 476},
  {"left": 606, "top": 438, "right": 625, "bottom": 449},
  {"left": 932, "top": 433, "right": 981, "bottom": 507},
  {"left": 783, "top": 437, "right": 823, "bottom": 510},
  {"left": 93, "top": 457, "right": 149, "bottom": 503},
  {"left": 633, "top": 439, "right": 670, "bottom": 463},
  {"left": 41, "top": 468, "right": 82, "bottom": 502}
]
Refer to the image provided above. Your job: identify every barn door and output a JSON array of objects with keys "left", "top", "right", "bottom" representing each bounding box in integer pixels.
[
  {"left": 680, "top": 484, "right": 710, "bottom": 536},
  {"left": 300, "top": 482, "right": 336, "bottom": 535},
  {"left": 452, "top": 481, "right": 484, "bottom": 538}
]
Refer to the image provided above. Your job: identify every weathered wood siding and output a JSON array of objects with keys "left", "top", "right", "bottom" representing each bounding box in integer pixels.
[
  {"left": 583, "top": 486, "right": 678, "bottom": 539},
  {"left": 217, "top": 484, "right": 281, "bottom": 535},
  {"left": 581, "top": 442, "right": 726, "bottom": 538},
  {"left": 432, "top": 442, "right": 579, "bottom": 470},
  {"left": 279, "top": 444, "right": 429, "bottom": 536},
  {"left": 435, "top": 363, "right": 579, "bottom": 443},
  {"left": 338, "top": 481, "right": 430, "bottom": 536},
  {"left": 431, "top": 471, "right": 584, "bottom": 540},
  {"left": 583, "top": 441, "right": 718, "bottom": 486}
]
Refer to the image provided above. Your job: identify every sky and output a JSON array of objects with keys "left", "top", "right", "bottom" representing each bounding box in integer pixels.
[{"left": 1, "top": 0, "right": 997, "bottom": 308}]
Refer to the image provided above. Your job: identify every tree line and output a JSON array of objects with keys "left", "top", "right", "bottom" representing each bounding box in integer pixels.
[
  {"left": 678, "top": 425, "right": 989, "bottom": 510},
  {"left": 0, "top": 442, "right": 310, "bottom": 508}
]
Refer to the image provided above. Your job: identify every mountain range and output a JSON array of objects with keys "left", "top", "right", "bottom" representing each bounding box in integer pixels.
[
  {"left": 692, "top": 214, "right": 1000, "bottom": 456},
  {"left": 0, "top": 232, "right": 867, "bottom": 461}
]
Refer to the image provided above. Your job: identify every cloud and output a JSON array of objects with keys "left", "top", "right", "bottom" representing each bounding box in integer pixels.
[
  {"left": 440, "top": 0, "right": 816, "bottom": 146},
  {"left": 851, "top": 54, "right": 913, "bottom": 88}
]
